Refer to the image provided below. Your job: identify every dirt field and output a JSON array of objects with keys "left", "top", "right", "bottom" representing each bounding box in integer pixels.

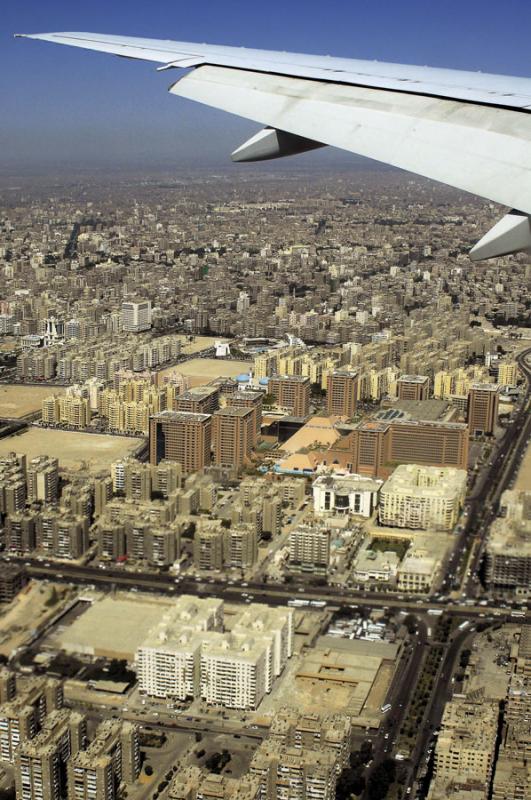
[
  {"left": 0, "top": 385, "right": 66, "bottom": 419},
  {"left": 514, "top": 441, "right": 531, "bottom": 491},
  {"left": 0, "top": 581, "right": 73, "bottom": 657},
  {"left": 0, "top": 427, "right": 141, "bottom": 473},
  {"left": 179, "top": 335, "right": 220, "bottom": 355},
  {"left": 157, "top": 358, "right": 251, "bottom": 387}
]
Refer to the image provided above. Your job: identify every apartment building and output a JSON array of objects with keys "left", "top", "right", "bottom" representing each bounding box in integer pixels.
[
  {"left": 289, "top": 525, "right": 331, "bottom": 575},
  {"left": 326, "top": 370, "right": 358, "bottom": 418},
  {"left": 35, "top": 511, "right": 90, "bottom": 560},
  {"left": 223, "top": 524, "right": 258, "bottom": 569},
  {"left": 397, "top": 374, "right": 430, "bottom": 401},
  {"left": 67, "top": 720, "right": 140, "bottom": 800},
  {"left": 194, "top": 521, "right": 225, "bottom": 571},
  {"left": 379, "top": 464, "right": 467, "bottom": 531},
  {"left": 136, "top": 600, "right": 292, "bottom": 711},
  {"left": 486, "top": 490, "right": 531, "bottom": 594},
  {"left": 168, "top": 767, "right": 261, "bottom": 800},
  {"left": 268, "top": 376, "right": 310, "bottom": 417},
  {"left": 467, "top": 383, "right": 500, "bottom": 436},
  {"left": 213, "top": 407, "right": 255, "bottom": 468},
  {"left": 429, "top": 696, "right": 498, "bottom": 798},
  {"left": 26, "top": 456, "right": 59, "bottom": 504},
  {"left": 136, "top": 596, "right": 223, "bottom": 701},
  {"left": 15, "top": 710, "right": 86, "bottom": 800},
  {"left": 149, "top": 411, "right": 212, "bottom": 472},
  {"left": 250, "top": 739, "right": 338, "bottom": 800}
]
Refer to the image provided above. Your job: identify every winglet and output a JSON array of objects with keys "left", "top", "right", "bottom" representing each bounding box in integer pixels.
[{"left": 470, "top": 210, "right": 531, "bottom": 261}]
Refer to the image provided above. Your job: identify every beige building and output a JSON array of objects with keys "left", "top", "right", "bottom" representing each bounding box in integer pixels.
[
  {"left": 194, "top": 520, "right": 225, "bottom": 571},
  {"left": 429, "top": 694, "right": 498, "bottom": 799},
  {"left": 379, "top": 464, "right": 467, "bottom": 531},
  {"left": 67, "top": 720, "right": 140, "bottom": 800},
  {"left": 250, "top": 739, "right": 338, "bottom": 800},
  {"left": 486, "top": 490, "right": 531, "bottom": 594},
  {"left": 168, "top": 767, "right": 261, "bottom": 800},
  {"left": 289, "top": 524, "right": 331, "bottom": 575},
  {"left": 224, "top": 524, "right": 258, "bottom": 569},
  {"left": 26, "top": 456, "right": 59, "bottom": 504},
  {"left": 496, "top": 361, "right": 519, "bottom": 387},
  {"left": 15, "top": 710, "right": 86, "bottom": 800}
]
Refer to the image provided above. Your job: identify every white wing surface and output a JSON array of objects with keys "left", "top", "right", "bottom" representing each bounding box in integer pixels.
[{"left": 16, "top": 31, "right": 531, "bottom": 257}]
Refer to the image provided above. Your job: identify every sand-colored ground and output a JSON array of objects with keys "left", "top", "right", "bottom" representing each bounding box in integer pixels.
[
  {"left": 0, "top": 427, "right": 141, "bottom": 473},
  {"left": 0, "top": 581, "right": 72, "bottom": 657},
  {"left": 157, "top": 358, "right": 251, "bottom": 387},
  {"left": 0, "top": 385, "right": 66, "bottom": 419},
  {"left": 514, "top": 440, "right": 531, "bottom": 491},
  {"left": 179, "top": 335, "right": 220, "bottom": 355}
]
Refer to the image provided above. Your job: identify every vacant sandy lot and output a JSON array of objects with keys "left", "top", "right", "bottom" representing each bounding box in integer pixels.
[
  {"left": 179, "top": 335, "right": 220, "bottom": 355},
  {"left": 0, "top": 427, "right": 141, "bottom": 473},
  {"left": 0, "top": 385, "right": 66, "bottom": 419},
  {"left": 0, "top": 581, "right": 72, "bottom": 657},
  {"left": 514, "top": 441, "right": 531, "bottom": 491},
  {"left": 158, "top": 358, "right": 251, "bottom": 387}
]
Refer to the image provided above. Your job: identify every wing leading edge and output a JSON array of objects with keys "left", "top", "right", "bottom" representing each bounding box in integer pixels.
[{"left": 16, "top": 31, "right": 531, "bottom": 258}]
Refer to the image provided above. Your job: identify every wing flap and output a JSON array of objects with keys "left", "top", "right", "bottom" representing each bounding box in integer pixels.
[{"left": 171, "top": 65, "right": 531, "bottom": 214}]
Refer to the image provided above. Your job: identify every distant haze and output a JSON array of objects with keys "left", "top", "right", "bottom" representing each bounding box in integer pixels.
[{"left": 3, "top": 0, "right": 531, "bottom": 170}]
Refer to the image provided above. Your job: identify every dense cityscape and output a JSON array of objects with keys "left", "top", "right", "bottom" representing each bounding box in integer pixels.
[{"left": 0, "top": 168, "right": 529, "bottom": 800}]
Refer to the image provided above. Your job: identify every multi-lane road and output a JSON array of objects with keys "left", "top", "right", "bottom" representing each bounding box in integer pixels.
[{"left": 2, "top": 347, "right": 529, "bottom": 800}]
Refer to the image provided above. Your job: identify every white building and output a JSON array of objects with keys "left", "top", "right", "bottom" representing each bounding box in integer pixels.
[
  {"left": 136, "top": 630, "right": 201, "bottom": 700},
  {"left": 200, "top": 632, "right": 270, "bottom": 710},
  {"left": 313, "top": 475, "right": 381, "bottom": 518},
  {"left": 135, "top": 596, "right": 223, "bottom": 700},
  {"left": 135, "top": 599, "right": 293, "bottom": 711},
  {"left": 352, "top": 548, "right": 399, "bottom": 584},
  {"left": 121, "top": 300, "right": 152, "bottom": 333},
  {"left": 379, "top": 465, "right": 466, "bottom": 531}
]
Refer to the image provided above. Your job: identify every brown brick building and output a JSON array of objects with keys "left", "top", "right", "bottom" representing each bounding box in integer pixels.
[
  {"left": 268, "top": 376, "right": 310, "bottom": 417},
  {"left": 467, "top": 383, "right": 499, "bottom": 435},
  {"left": 397, "top": 375, "right": 430, "bottom": 401},
  {"left": 327, "top": 418, "right": 468, "bottom": 478},
  {"left": 213, "top": 407, "right": 255, "bottom": 468},
  {"left": 326, "top": 371, "right": 358, "bottom": 418},
  {"left": 149, "top": 411, "right": 212, "bottom": 473}
]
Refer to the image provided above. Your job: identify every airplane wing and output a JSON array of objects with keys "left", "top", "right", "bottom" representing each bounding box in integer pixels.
[{"left": 16, "top": 32, "right": 531, "bottom": 259}]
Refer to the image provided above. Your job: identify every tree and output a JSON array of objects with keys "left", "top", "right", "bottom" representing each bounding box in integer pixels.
[
  {"left": 367, "top": 759, "right": 396, "bottom": 800},
  {"left": 144, "top": 765, "right": 153, "bottom": 776},
  {"left": 403, "top": 614, "right": 417, "bottom": 635},
  {"left": 46, "top": 586, "right": 59, "bottom": 607}
]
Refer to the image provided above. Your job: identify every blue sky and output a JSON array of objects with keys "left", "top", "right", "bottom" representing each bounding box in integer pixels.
[{"left": 3, "top": 0, "right": 531, "bottom": 171}]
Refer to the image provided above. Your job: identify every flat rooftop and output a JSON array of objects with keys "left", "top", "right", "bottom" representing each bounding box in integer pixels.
[{"left": 53, "top": 595, "right": 175, "bottom": 660}]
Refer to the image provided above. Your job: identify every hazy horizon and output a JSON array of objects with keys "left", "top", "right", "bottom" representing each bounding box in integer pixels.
[{"left": 3, "top": 0, "right": 531, "bottom": 171}]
